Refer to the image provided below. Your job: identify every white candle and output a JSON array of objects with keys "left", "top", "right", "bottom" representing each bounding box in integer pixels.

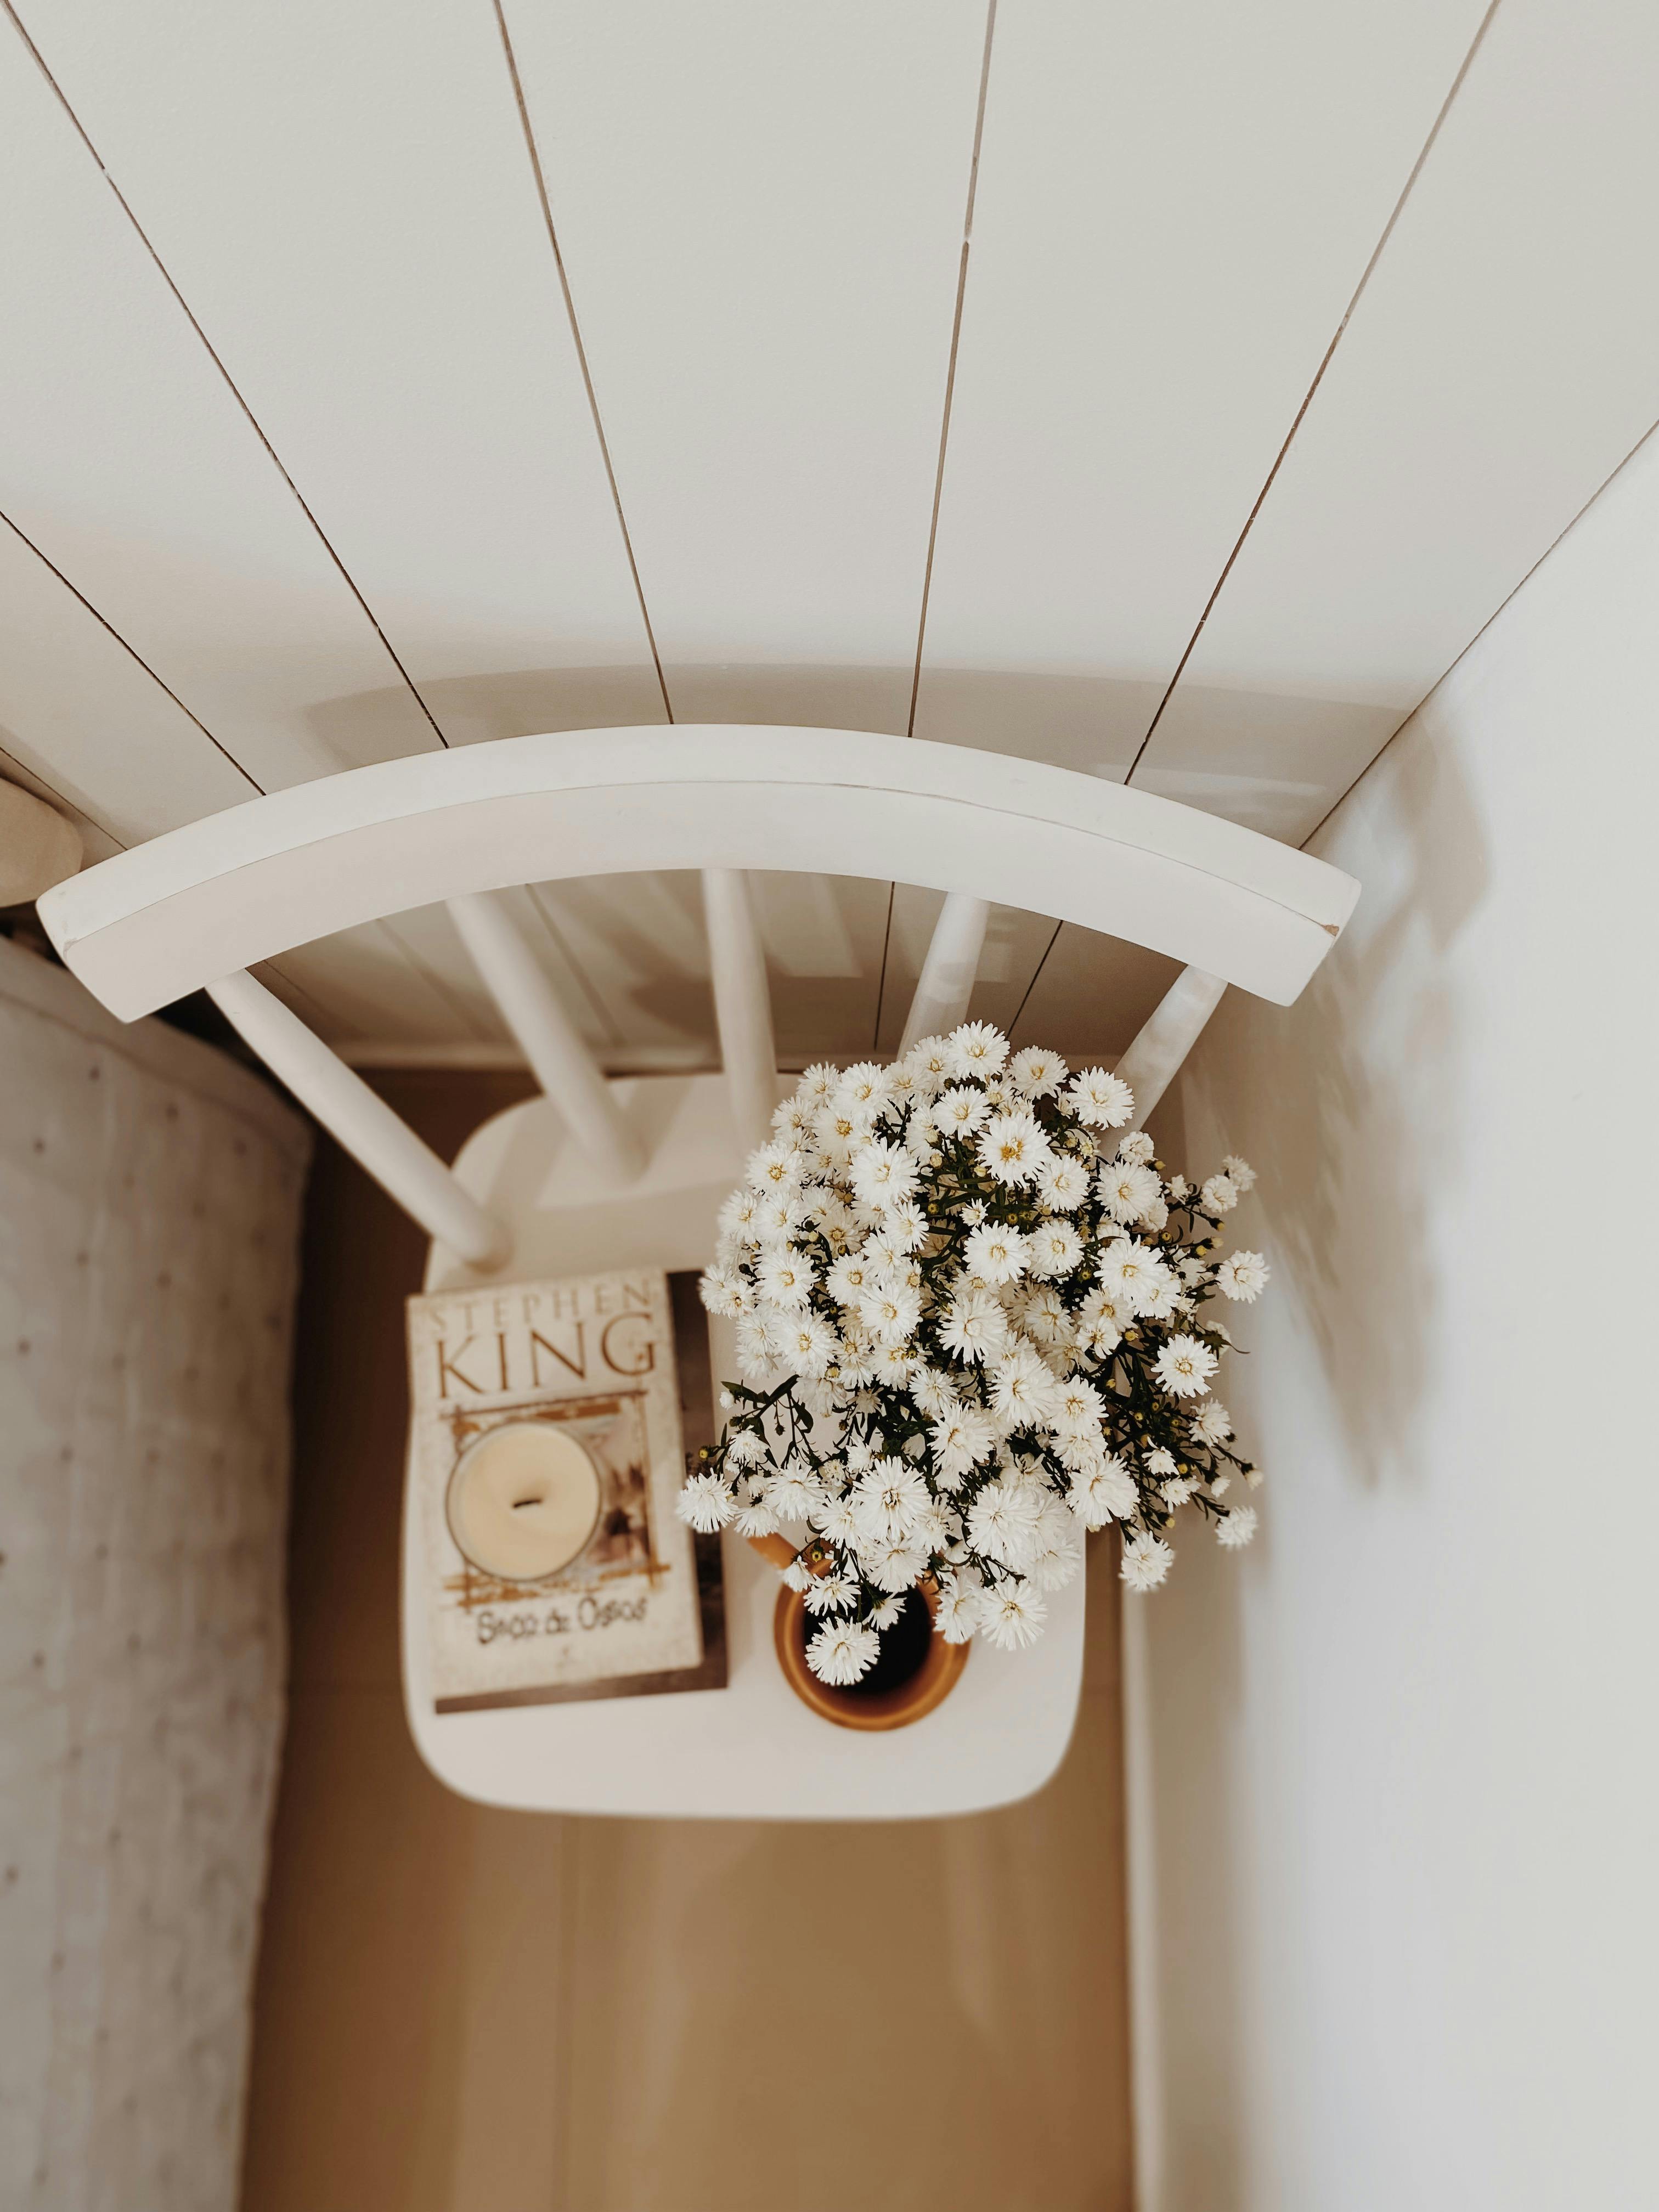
[{"left": 445, "top": 1422, "right": 602, "bottom": 1582}]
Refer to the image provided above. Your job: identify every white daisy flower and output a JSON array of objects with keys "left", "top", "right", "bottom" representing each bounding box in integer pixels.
[
  {"left": 675, "top": 1473, "right": 735, "bottom": 1532},
  {"left": 1221, "top": 1154, "right": 1257, "bottom": 1192},
  {"left": 962, "top": 1221, "right": 1028, "bottom": 1286},
  {"left": 851, "top": 1459, "right": 928, "bottom": 1542},
  {"left": 907, "top": 1365, "right": 957, "bottom": 1418},
  {"left": 883, "top": 1196, "right": 928, "bottom": 1252},
  {"left": 1245, "top": 1466, "right": 1265, "bottom": 1490},
  {"left": 781, "top": 1312, "right": 840, "bottom": 1378},
  {"left": 1190, "top": 1398, "right": 1233, "bottom": 1444},
  {"left": 768, "top": 1471, "right": 825, "bottom": 1523},
  {"left": 967, "top": 1478, "right": 1046, "bottom": 1568},
  {"left": 944, "top": 1020, "right": 1009, "bottom": 1079},
  {"left": 1026, "top": 1501, "right": 1084, "bottom": 1590},
  {"left": 872, "top": 1346, "right": 918, "bottom": 1397},
  {"left": 928, "top": 1403, "right": 995, "bottom": 1486},
  {"left": 797, "top": 1061, "right": 839, "bottom": 1104},
  {"left": 1161, "top": 1476, "right": 1199, "bottom": 1506},
  {"left": 813, "top": 1493, "right": 861, "bottom": 1546},
  {"left": 1074, "top": 1286, "right": 1125, "bottom": 1357},
  {"left": 733, "top": 1494, "right": 780, "bottom": 1538},
  {"left": 755, "top": 1248, "right": 816, "bottom": 1310},
  {"left": 934, "top": 1571, "right": 981, "bottom": 1643},
  {"left": 813, "top": 1101, "right": 874, "bottom": 1166},
  {"left": 1155, "top": 1334, "right": 1218, "bottom": 1397},
  {"left": 699, "top": 1262, "right": 751, "bottom": 1316},
  {"left": 857, "top": 1280, "right": 922, "bottom": 1347},
  {"left": 933, "top": 1083, "right": 990, "bottom": 1137},
  {"left": 1200, "top": 1173, "right": 1239, "bottom": 1214},
  {"left": 1216, "top": 1249, "right": 1270, "bottom": 1302},
  {"left": 1027, "top": 1220, "right": 1085, "bottom": 1280},
  {"left": 1095, "top": 1237, "right": 1175, "bottom": 1315},
  {"left": 718, "top": 1186, "right": 762, "bottom": 1240},
  {"left": 1210, "top": 1472, "right": 1231, "bottom": 1496},
  {"left": 746, "top": 1137, "right": 805, "bottom": 1193},
  {"left": 902, "top": 1035, "right": 953, "bottom": 1094},
  {"left": 836, "top": 1060, "right": 892, "bottom": 1113},
  {"left": 753, "top": 1189, "right": 808, "bottom": 1242},
  {"left": 735, "top": 1308, "right": 788, "bottom": 1381},
  {"left": 1216, "top": 1505, "right": 1258, "bottom": 1548},
  {"left": 1051, "top": 1373, "right": 1105, "bottom": 1440},
  {"left": 1068, "top": 1454, "right": 1139, "bottom": 1528},
  {"left": 1120, "top": 1533, "right": 1175, "bottom": 1590},
  {"left": 1145, "top": 1448, "right": 1178, "bottom": 1479},
  {"left": 1009, "top": 1046, "right": 1069, "bottom": 1097},
  {"left": 1099, "top": 1159, "right": 1163, "bottom": 1225},
  {"left": 808, "top": 1618, "right": 879, "bottom": 1684},
  {"left": 1035, "top": 1152, "right": 1092, "bottom": 1210},
  {"left": 771, "top": 1092, "right": 817, "bottom": 1142},
  {"left": 989, "top": 1344, "right": 1061, "bottom": 1432},
  {"left": 849, "top": 1137, "right": 919, "bottom": 1213},
  {"left": 804, "top": 1571, "right": 859, "bottom": 1615},
  {"left": 1016, "top": 1282, "right": 1073, "bottom": 1347},
  {"left": 977, "top": 1579, "right": 1048, "bottom": 1650},
  {"left": 977, "top": 1109, "right": 1051, "bottom": 1187},
  {"left": 826, "top": 1251, "right": 876, "bottom": 1310},
  {"left": 1166, "top": 1173, "right": 1191, "bottom": 1201},
  {"left": 1064, "top": 1066, "right": 1135, "bottom": 1128},
  {"left": 862, "top": 1534, "right": 931, "bottom": 1594}
]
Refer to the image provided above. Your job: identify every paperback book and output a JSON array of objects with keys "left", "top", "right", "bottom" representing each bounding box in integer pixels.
[{"left": 407, "top": 1266, "right": 725, "bottom": 1712}]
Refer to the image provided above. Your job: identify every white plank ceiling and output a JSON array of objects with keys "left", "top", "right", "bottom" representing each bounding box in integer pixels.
[{"left": 3, "top": 0, "right": 1656, "bottom": 1068}]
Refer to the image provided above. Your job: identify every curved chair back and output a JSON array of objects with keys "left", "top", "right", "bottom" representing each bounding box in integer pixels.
[{"left": 38, "top": 725, "right": 1359, "bottom": 1269}]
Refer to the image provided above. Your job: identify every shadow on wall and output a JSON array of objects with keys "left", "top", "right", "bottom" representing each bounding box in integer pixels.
[
  {"left": 1183, "top": 714, "right": 1489, "bottom": 1487},
  {"left": 1137, "top": 718, "right": 1490, "bottom": 2203}
]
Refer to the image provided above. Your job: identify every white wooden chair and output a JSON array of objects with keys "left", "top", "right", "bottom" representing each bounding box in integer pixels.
[{"left": 38, "top": 725, "right": 1357, "bottom": 1819}]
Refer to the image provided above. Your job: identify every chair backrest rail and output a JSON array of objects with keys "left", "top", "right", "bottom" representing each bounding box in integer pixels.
[
  {"left": 448, "top": 890, "right": 645, "bottom": 1186},
  {"left": 1113, "top": 967, "right": 1230, "bottom": 1132},
  {"left": 37, "top": 726, "right": 1359, "bottom": 1022},
  {"left": 900, "top": 893, "right": 990, "bottom": 1056},
  {"left": 208, "top": 971, "right": 509, "bottom": 1267},
  {"left": 702, "top": 868, "right": 779, "bottom": 1157}
]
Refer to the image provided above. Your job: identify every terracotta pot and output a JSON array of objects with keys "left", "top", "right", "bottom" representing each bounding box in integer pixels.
[{"left": 748, "top": 1533, "right": 969, "bottom": 1732}]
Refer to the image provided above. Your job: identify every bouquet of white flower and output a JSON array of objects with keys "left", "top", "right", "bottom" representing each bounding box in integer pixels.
[{"left": 678, "top": 1022, "right": 1268, "bottom": 1688}]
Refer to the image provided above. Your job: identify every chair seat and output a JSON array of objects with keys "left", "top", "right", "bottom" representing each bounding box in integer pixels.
[{"left": 400, "top": 1071, "right": 1086, "bottom": 1819}]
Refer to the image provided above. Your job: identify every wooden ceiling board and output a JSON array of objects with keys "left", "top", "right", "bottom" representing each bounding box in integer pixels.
[
  {"left": 911, "top": 0, "right": 1495, "bottom": 774},
  {"left": 501, "top": 1, "right": 996, "bottom": 1053},
  {"left": 0, "top": 21, "right": 440, "bottom": 789},
  {"left": 1138, "top": 0, "right": 1659, "bottom": 842},
  {"left": 499, "top": 0, "right": 989, "bottom": 701},
  {"left": 15, "top": 0, "right": 664, "bottom": 723},
  {"left": 0, "top": 514, "right": 257, "bottom": 842}
]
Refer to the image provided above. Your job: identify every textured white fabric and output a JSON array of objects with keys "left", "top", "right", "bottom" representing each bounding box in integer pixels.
[{"left": 0, "top": 939, "right": 309, "bottom": 2212}]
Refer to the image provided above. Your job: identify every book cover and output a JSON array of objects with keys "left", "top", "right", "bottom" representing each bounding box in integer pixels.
[{"left": 407, "top": 1266, "right": 725, "bottom": 1712}]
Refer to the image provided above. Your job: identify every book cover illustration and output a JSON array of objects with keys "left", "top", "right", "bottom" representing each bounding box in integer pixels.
[{"left": 407, "top": 1267, "right": 724, "bottom": 1712}]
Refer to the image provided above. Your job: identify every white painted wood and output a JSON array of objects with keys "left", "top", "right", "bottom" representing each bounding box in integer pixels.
[
  {"left": 448, "top": 890, "right": 646, "bottom": 1183},
  {"left": 1139, "top": 0, "right": 1659, "bottom": 841},
  {"left": 38, "top": 727, "right": 1359, "bottom": 1023},
  {"left": 20, "top": 0, "right": 663, "bottom": 718},
  {"left": 700, "top": 869, "right": 778, "bottom": 1157},
  {"left": 899, "top": 891, "right": 990, "bottom": 1053},
  {"left": 402, "top": 1073, "right": 1085, "bottom": 1818},
  {"left": 499, "top": 1, "right": 986, "bottom": 699},
  {"left": 0, "top": 25, "right": 437, "bottom": 788},
  {"left": 206, "top": 971, "right": 509, "bottom": 1268},
  {"left": 1113, "top": 968, "right": 1229, "bottom": 1131},
  {"left": 0, "top": 514, "right": 258, "bottom": 842},
  {"left": 914, "top": 0, "right": 1494, "bottom": 772}
]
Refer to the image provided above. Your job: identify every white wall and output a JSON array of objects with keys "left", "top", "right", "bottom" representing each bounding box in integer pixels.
[{"left": 1133, "top": 428, "right": 1659, "bottom": 2211}]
